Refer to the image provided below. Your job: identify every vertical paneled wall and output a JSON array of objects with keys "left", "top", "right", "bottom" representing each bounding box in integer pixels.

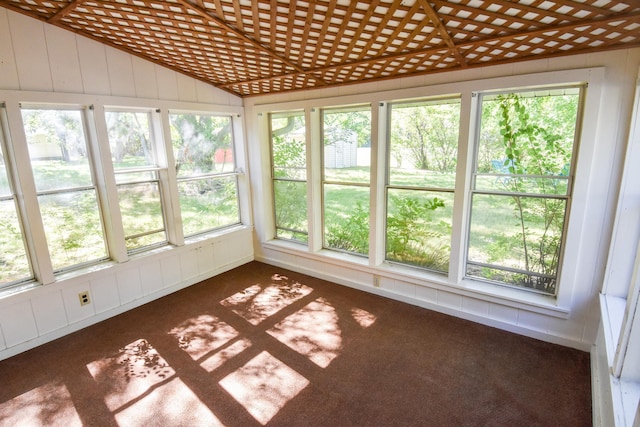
[
  {"left": 0, "top": 9, "right": 254, "bottom": 361},
  {"left": 0, "top": 8, "right": 240, "bottom": 106},
  {"left": 244, "top": 47, "right": 640, "bottom": 352}
]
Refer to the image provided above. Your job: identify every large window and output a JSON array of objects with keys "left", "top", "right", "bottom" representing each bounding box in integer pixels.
[
  {"left": 467, "top": 87, "right": 582, "bottom": 294},
  {"left": 270, "top": 111, "right": 308, "bottom": 242},
  {"left": 265, "top": 79, "right": 587, "bottom": 297},
  {"left": 169, "top": 112, "right": 240, "bottom": 236},
  {"left": 322, "top": 106, "right": 371, "bottom": 255},
  {"left": 387, "top": 98, "right": 460, "bottom": 272},
  {"left": 21, "top": 106, "right": 108, "bottom": 271},
  {"left": 0, "top": 106, "right": 31, "bottom": 285},
  {"left": 105, "top": 110, "right": 167, "bottom": 252}
]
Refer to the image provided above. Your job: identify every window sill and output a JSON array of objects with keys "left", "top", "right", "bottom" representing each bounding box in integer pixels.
[
  {"left": 600, "top": 293, "right": 627, "bottom": 365},
  {"left": 183, "top": 224, "right": 250, "bottom": 246},
  {"left": 0, "top": 279, "right": 41, "bottom": 301},
  {"left": 599, "top": 293, "right": 639, "bottom": 426},
  {"left": 262, "top": 239, "right": 569, "bottom": 318}
]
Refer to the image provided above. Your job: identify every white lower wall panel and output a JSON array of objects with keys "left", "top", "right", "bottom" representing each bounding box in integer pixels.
[
  {"left": 257, "top": 246, "right": 590, "bottom": 350},
  {"left": 139, "top": 260, "right": 164, "bottom": 295},
  {"left": 437, "top": 290, "right": 463, "bottom": 310},
  {"left": 90, "top": 274, "right": 120, "bottom": 314},
  {"left": 31, "top": 290, "right": 67, "bottom": 336},
  {"left": 160, "top": 254, "right": 183, "bottom": 288},
  {"left": 0, "top": 301, "right": 37, "bottom": 348},
  {"left": 180, "top": 249, "right": 200, "bottom": 282},
  {"left": 116, "top": 267, "right": 143, "bottom": 305},
  {"left": 415, "top": 285, "right": 438, "bottom": 304},
  {"left": 462, "top": 297, "right": 490, "bottom": 318},
  {"left": 0, "top": 226, "right": 254, "bottom": 361}
]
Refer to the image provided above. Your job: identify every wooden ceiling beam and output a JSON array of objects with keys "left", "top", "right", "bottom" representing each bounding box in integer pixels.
[
  {"left": 47, "top": 0, "right": 85, "bottom": 23},
  {"left": 417, "top": 0, "right": 467, "bottom": 67},
  {"left": 173, "top": 0, "right": 310, "bottom": 77},
  {"left": 222, "top": 9, "right": 640, "bottom": 90}
]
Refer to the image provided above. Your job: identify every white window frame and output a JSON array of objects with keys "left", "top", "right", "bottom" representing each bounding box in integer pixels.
[
  {"left": 0, "top": 89, "right": 248, "bottom": 291},
  {"left": 464, "top": 85, "right": 584, "bottom": 296},
  {"left": 258, "top": 67, "right": 605, "bottom": 314},
  {"left": 0, "top": 103, "right": 34, "bottom": 289},
  {"left": 384, "top": 96, "right": 461, "bottom": 274},
  {"left": 168, "top": 110, "right": 242, "bottom": 238},
  {"left": 104, "top": 107, "right": 170, "bottom": 254},
  {"left": 599, "top": 68, "right": 640, "bottom": 427},
  {"left": 321, "top": 104, "right": 371, "bottom": 257},
  {"left": 269, "top": 110, "right": 309, "bottom": 244},
  {"left": 18, "top": 102, "right": 109, "bottom": 274}
]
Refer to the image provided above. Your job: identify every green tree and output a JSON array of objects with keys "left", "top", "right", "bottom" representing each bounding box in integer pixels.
[
  {"left": 170, "top": 114, "right": 231, "bottom": 174},
  {"left": 391, "top": 103, "right": 459, "bottom": 172},
  {"left": 271, "top": 114, "right": 308, "bottom": 241},
  {"left": 386, "top": 195, "right": 449, "bottom": 271},
  {"left": 495, "top": 93, "right": 576, "bottom": 292}
]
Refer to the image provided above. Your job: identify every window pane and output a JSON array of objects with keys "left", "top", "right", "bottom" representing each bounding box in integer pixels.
[
  {"left": 324, "top": 184, "right": 369, "bottom": 255},
  {"left": 389, "top": 100, "right": 460, "bottom": 188},
  {"left": 170, "top": 114, "right": 234, "bottom": 177},
  {"left": 39, "top": 190, "right": 107, "bottom": 270},
  {"left": 385, "top": 99, "right": 458, "bottom": 273},
  {"left": 386, "top": 189, "right": 453, "bottom": 272},
  {"left": 114, "top": 170, "right": 157, "bottom": 185},
  {"left": 475, "top": 175, "right": 570, "bottom": 195},
  {"left": 467, "top": 193, "right": 567, "bottom": 294},
  {"left": 179, "top": 176, "right": 240, "bottom": 236},
  {"left": 271, "top": 111, "right": 308, "bottom": 243},
  {"left": 106, "top": 110, "right": 167, "bottom": 252},
  {"left": 117, "top": 180, "right": 166, "bottom": 251},
  {"left": 21, "top": 107, "right": 107, "bottom": 272},
  {"left": 0, "top": 199, "right": 31, "bottom": 284},
  {"left": 475, "top": 92, "right": 578, "bottom": 181},
  {"left": 273, "top": 180, "right": 307, "bottom": 242},
  {"left": 0, "top": 156, "right": 10, "bottom": 197},
  {"left": 271, "top": 112, "right": 306, "bottom": 180},
  {"left": 467, "top": 90, "right": 581, "bottom": 294},
  {"left": 322, "top": 106, "right": 371, "bottom": 255},
  {"left": 323, "top": 107, "right": 371, "bottom": 184},
  {"left": 105, "top": 111, "right": 155, "bottom": 169},
  {"left": 21, "top": 109, "right": 92, "bottom": 191}
]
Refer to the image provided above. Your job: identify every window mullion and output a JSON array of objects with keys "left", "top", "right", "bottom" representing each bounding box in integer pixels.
[
  {"left": 308, "top": 107, "right": 322, "bottom": 253},
  {"left": 232, "top": 113, "right": 251, "bottom": 227},
  {"left": 91, "top": 105, "right": 128, "bottom": 263},
  {"left": 5, "top": 102, "right": 54, "bottom": 284},
  {"left": 371, "top": 101, "right": 387, "bottom": 267},
  {"left": 157, "top": 108, "right": 184, "bottom": 246},
  {"left": 449, "top": 91, "right": 475, "bottom": 283}
]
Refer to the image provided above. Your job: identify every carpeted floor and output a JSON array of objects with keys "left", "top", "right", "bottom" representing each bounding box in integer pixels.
[{"left": 0, "top": 261, "right": 591, "bottom": 426}]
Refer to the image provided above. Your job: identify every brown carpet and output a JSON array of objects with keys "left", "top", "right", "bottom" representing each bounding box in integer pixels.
[{"left": 0, "top": 261, "right": 591, "bottom": 426}]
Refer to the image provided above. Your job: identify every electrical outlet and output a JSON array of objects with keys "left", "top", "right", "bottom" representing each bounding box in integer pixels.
[
  {"left": 78, "top": 291, "right": 90, "bottom": 306},
  {"left": 373, "top": 275, "right": 380, "bottom": 288}
]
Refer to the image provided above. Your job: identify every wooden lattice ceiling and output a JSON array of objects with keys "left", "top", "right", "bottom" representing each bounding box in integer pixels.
[{"left": 1, "top": 1, "right": 640, "bottom": 98}]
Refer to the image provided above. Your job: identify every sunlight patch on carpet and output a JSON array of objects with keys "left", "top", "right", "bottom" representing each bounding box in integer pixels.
[
  {"left": 220, "top": 275, "right": 313, "bottom": 325},
  {"left": 219, "top": 351, "right": 309, "bottom": 425},
  {"left": 86, "top": 338, "right": 175, "bottom": 412},
  {"left": 200, "top": 337, "right": 252, "bottom": 372},
  {"left": 351, "top": 307, "right": 377, "bottom": 328},
  {"left": 114, "top": 377, "right": 223, "bottom": 427},
  {"left": 0, "top": 381, "right": 81, "bottom": 426},
  {"left": 169, "top": 314, "right": 239, "bottom": 361},
  {"left": 267, "top": 297, "right": 342, "bottom": 368}
]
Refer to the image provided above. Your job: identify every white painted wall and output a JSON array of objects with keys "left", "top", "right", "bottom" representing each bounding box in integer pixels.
[
  {"left": 0, "top": 9, "right": 253, "bottom": 361},
  {"left": 244, "top": 47, "right": 640, "bottom": 353},
  {"left": 0, "top": 9, "right": 240, "bottom": 106}
]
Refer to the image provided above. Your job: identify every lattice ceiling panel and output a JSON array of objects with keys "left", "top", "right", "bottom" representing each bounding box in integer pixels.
[{"left": 1, "top": 0, "right": 639, "bottom": 97}]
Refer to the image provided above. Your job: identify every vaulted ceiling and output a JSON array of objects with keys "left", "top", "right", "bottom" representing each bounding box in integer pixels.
[{"left": 1, "top": 0, "right": 639, "bottom": 98}]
